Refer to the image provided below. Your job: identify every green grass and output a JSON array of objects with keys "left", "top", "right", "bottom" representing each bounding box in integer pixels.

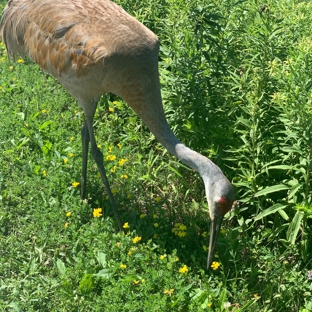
[{"left": 1, "top": 0, "right": 312, "bottom": 311}]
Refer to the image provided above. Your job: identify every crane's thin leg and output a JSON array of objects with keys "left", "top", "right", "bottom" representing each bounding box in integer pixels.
[
  {"left": 84, "top": 103, "right": 123, "bottom": 232},
  {"left": 81, "top": 121, "right": 89, "bottom": 199}
]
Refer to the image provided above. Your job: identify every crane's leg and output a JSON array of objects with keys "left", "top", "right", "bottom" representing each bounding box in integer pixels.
[
  {"left": 82, "top": 100, "right": 123, "bottom": 231},
  {"left": 81, "top": 121, "right": 89, "bottom": 199}
]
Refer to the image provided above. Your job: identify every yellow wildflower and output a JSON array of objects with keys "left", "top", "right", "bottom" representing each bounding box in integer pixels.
[
  {"left": 179, "top": 265, "right": 188, "bottom": 273},
  {"left": 164, "top": 289, "right": 174, "bottom": 296},
  {"left": 153, "top": 214, "right": 157, "bottom": 219},
  {"left": 66, "top": 212, "right": 71, "bottom": 217},
  {"left": 117, "top": 143, "right": 122, "bottom": 149},
  {"left": 110, "top": 166, "right": 117, "bottom": 173},
  {"left": 72, "top": 181, "right": 80, "bottom": 187},
  {"left": 133, "top": 280, "right": 139, "bottom": 285},
  {"left": 207, "top": 303, "right": 212, "bottom": 308},
  {"left": 9, "top": 65, "right": 13, "bottom": 70},
  {"left": 118, "top": 158, "right": 127, "bottom": 166},
  {"left": 132, "top": 236, "right": 142, "bottom": 244},
  {"left": 211, "top": 261, "right": 221, "bottom": 270},
  {"left": 160, "top": 255, "right": 165, "bottom": 260},
  {"left": 17, "top": 59, "right": 24, "bottom": 63},
  {"left": 106, "top": 155, "right": 116, "bottom": 161},
  {"left": 113, "top": 101, "right": 118, "bottom": 105},
  {"left": 108, "top": 146, "right": 113, "bottom": 152},
  {"left": 174, "top": 256, "right": 179, "bottom": 262},
  {"left": 42, "top": 170, "right": 47, "bottom": 177},
  {"left": 253, "top": 294, "right": 260, "bottom": 300},
  {"left": 120, "top": 174, "right": 128, "bottom": 179},
  {"left": 41, "top": 109, "right": 47, "bottom": 113},
  {"left": 154, "top": 223, "right": 159, "bottom": 228},
  {"left": 202, "top": 231, "right": 208, "bottom": 238},
  {"left": 97, "top": 144, "right": 102, "bottom": 148},
  {"left": 220, "top": 229, "right": 226, "bottom": 234},
  {"left": 64, "top": 223, "right": 69, "bottom": 228},
  {"left": 123, "top": 222, "right": 130, "bottom": 229},
  {"left": 155, "top": 196, "right": 161, "bottom": 202},
  {"left": 116, "top": 242, "right": 120, "bottom": 248},
  {"left": 108, "top": 107, "right": 114, "bottom": 113},
  {"left": 63, "top": 158, "right": 68, "bottom": 164},
  {"left": 70, "top": 137, "right": 74, "bottom": 141},
  {"left": 140, "top": 213, "right": 146, "bottom": 219},
  {"left": 93, "top": 208, "right": 102, "bottom": 218},
  {"left": 120, "top": 264, "right": 127, "bottom": 269},
  {"left": 69, "top": 153, "right": 74, "bottom": 157},
  {"left": 111, "top": 188, "right": 118, "bottom": 194}
]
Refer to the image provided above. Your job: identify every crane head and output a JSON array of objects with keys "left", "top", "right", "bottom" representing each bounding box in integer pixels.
[{"left": 205, "top": 177, "right": 234, "bottom": 269}]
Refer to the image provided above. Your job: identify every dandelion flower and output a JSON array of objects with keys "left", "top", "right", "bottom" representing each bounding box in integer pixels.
[
  {"left": 72, "top": 181, "right": 80, "bottom": 187},
  {"left": 123, "top": 222, "right": 130, "bottom": 229},
  {"left": 211, "top": 261, "right": 221, "bottom": 270},
  {"left": 120, "top": 264, "right": 127, "bottom": 269},
  {"left": 69, "top": 153, "right": 74, "bottom": 157},
  {"left": 120, "top": 174, "right": 128, "bottom": 179},
  {"left": 17, "top": 59, "right": 24, "bottom": 63},
  {"left": 66, "top": 212, "right": 71, "bottom": 217},
  {"left": 160, "top": 255, "right": 165, "bottom": 260},
  {"left": 64, "top": 223, "right": 69, "bottom": 228},
  {"left": 207, "top": 303, "right": 212, "bottom": 308},
  {"left": 93, "top": 208, "right": 102, "bottom": 218},
  {"left": 179, "top": 265, "right": 188, "bottom": 273},
  {"left": 132, "top": 236, "right": 142, "bottom": 244},
  {"left": 108, "top": 107, "right": 114, "bottom": 112}
]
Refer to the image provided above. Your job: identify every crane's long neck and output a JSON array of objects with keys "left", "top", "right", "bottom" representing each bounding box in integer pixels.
[{"left": 125, "top": 89, "right": 222, "bottom": 180}]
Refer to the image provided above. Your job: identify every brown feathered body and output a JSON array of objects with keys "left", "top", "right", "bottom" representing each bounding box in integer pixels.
[
  {"left": 0, "top": 0, "right": 234, "bottom": 269},
  {"left": 1, "top": 0, "right": 161, "bottom": 124}
]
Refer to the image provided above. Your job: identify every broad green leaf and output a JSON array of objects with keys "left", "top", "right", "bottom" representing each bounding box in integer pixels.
[
  {"left": 287, "top": 211, "right": 304, "bottom": 245},
  {"left": 56, "top": 258, "right": 66, "bottom": 276},
  {"left": 254, "top": 203, "right": 288, "bottom": 220},
  {"left": 97, "top": 251, "right": 107, "bottom": 268},
  {"left": 254, "top": 184, "right": 290, "bottom": 197}
]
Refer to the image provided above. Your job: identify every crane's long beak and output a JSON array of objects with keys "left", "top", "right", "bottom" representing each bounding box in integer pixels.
[{"left": 207, "top": 215, "right": 224, "bottom": 269}]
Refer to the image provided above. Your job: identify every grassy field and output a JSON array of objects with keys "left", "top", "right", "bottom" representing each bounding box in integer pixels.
[{"left": 1, "top": 0, "right": 312, "bottom": 311}]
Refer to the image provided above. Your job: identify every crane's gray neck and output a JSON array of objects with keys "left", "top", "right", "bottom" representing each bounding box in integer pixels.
[{"left": 146, "top": 118, "right": 223, "bottom": 180}]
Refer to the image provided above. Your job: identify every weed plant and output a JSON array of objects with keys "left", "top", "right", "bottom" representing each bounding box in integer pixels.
[{"left": 0, "top": 0, "right": 312, "bottom": 311}]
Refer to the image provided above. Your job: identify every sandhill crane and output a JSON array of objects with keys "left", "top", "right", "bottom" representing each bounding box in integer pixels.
[{"left": 0, "top": 0, "right": 234, "bottom": 269}]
